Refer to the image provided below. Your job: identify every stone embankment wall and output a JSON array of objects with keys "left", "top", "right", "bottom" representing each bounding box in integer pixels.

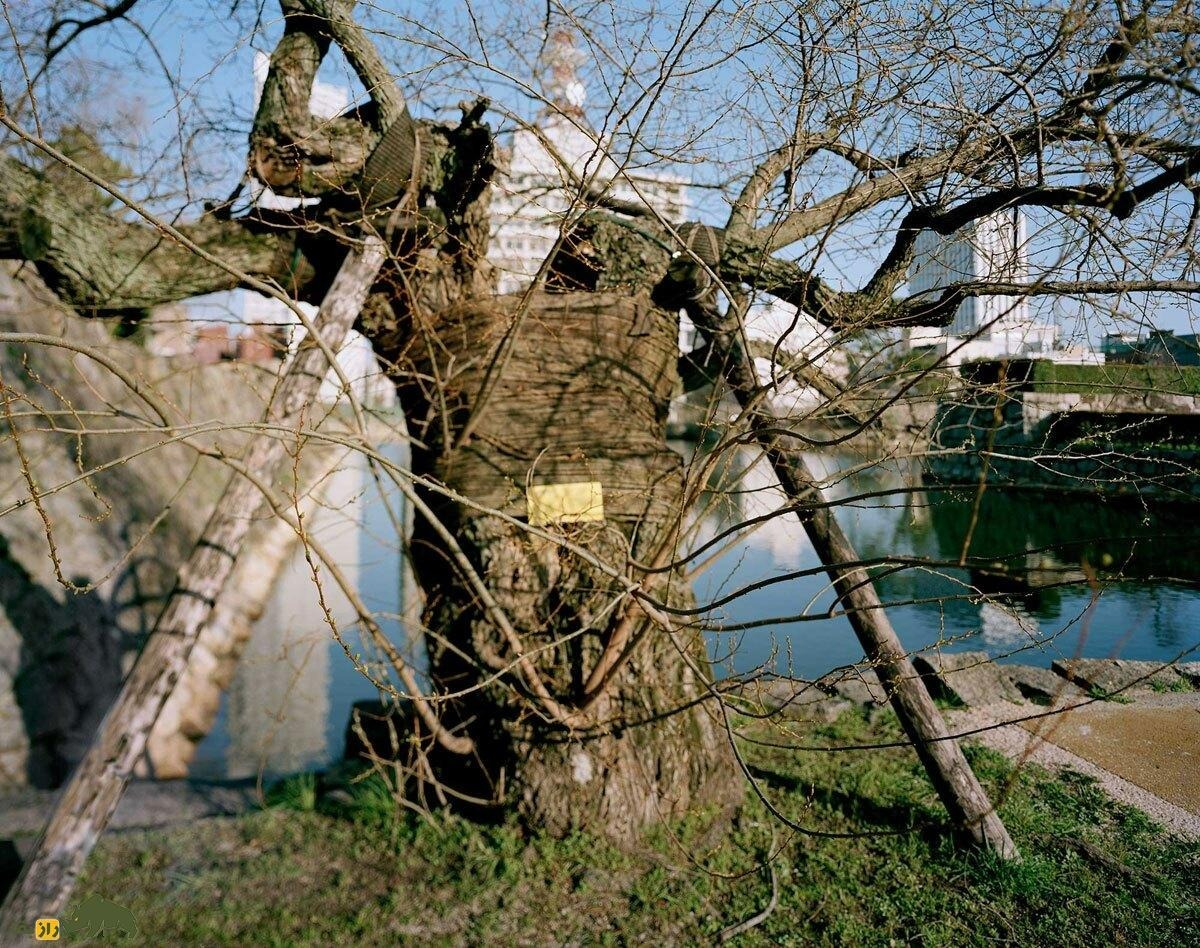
[
  {"left": 0, "top": 264, "right": 284, "bottom": 788},
  {"left": 927, "top": 383, "right": 1200, "bottom": 500}
]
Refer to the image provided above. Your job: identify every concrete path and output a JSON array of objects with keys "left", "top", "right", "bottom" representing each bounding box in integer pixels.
[
  {"left": 947, "top": 692, "right": 1200, "bottom": 839},
  {"left": 0, "top": 779, "right": 261, "bottom": 839}
]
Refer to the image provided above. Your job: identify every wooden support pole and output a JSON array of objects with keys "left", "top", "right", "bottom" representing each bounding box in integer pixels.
[
  {"left": 0, "top": 238, "right": 388, "bottom": 938},
  {"left": 693, "top": 306, "right": 1018, "bottom": 859}
]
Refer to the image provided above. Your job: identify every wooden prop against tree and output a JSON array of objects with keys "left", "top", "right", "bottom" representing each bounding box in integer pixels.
[
  {"left": 0, "top": 237, "right": 388, "bottom": 935},
  {"left": 668, "top": 223, "right": 1018, "bottom": 856}
]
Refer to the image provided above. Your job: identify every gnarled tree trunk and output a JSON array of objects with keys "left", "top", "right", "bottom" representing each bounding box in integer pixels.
[{"left": 385, "top": 289, "right": 741, "bottom": 840}]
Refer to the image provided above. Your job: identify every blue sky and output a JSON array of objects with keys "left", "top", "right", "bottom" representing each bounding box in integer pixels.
[{"left": 9, "top": 0, "right": 1197, "bottom": 344}]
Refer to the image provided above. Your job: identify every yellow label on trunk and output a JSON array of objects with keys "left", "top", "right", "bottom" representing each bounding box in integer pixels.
[{"left": 527, "top": 481, "right": 605, "bottom": 526}]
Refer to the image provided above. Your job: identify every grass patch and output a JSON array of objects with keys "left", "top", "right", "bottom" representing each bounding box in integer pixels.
[
  {"left": 1151, "top": 675, "right": 1195, "bottom": 694},
  {"left": 263, "top": 772, "right": 317, "bottom": 813},
  {"left": 1028, "top": 361, "right": 1200, "bottom": 397},
  {"left": 1088, "top": 686, "right": 1135, "bottom": 703},
  {"left": 73, "top": 708, "right": 1200, "bottom": 946}
]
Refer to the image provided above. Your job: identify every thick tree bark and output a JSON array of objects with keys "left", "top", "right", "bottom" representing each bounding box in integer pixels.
[
  {"left": 0, "top": 239, "right": 387, "bottom": 936},
  {"left": 249, "top": 0, "right": 380, "bottom": 197},
  {"left": 238, "top": 0, "right": 741, "bottom": 836},
  {"left": 0, "top": 155, "right": 305, "bottom": 315},
  {"left": 386, "top": 290, "right": 742, "bottom": 841}
]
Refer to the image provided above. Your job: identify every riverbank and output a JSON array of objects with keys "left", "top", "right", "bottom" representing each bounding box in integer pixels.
[
  {"left": 925, "top": 358, "right": 1200, "bottom": 501},
  {"left": 58, "top": 705, "right": 1199, "bottom": 946}
]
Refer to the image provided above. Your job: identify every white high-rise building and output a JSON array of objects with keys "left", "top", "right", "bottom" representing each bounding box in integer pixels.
[
  {"left": 487, "top": 28, "right": 687, "bottom": 294},
  {"left": 904, "top": 210, "right": 1060, "bottom": 363},
  {"left": 909, "top": 211, "right": 1030, "bottom": 337}
]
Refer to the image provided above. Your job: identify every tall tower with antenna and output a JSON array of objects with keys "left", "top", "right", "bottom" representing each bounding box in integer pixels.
[
  {"left": 487, "top": 24, "right": 688, "bottom": 294},
  {"left": 544, "top": 27, "right": 587, "bottom": 117}
]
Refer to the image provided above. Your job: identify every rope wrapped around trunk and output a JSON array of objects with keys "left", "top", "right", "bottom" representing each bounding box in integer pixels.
[{"left": 398, "top": 289, "right": 683, "bottom": 529}]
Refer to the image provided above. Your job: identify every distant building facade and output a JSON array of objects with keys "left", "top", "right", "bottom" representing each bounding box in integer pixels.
[
  {"left": 1143, "top": 329, "right": 1200, "bottom": 367},
  {"left": 487, "top": 29, "right": 687, "bottom": 295},
  {"left": 903, "top": 210, "right": 1076, "bottom": 365},
  {"left": 1101, "top": 329, "right": 1200, "bottom": 366},
  {"left": 1102, "top": 331, "right": 1145, "bottom": 364}
]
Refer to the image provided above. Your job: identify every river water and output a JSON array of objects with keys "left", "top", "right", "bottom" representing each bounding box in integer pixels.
[
  {"left": 193, "top": 442, "right": 1200, "bottom": 780},
  {"left": 687, "top": 446, "right": 1200, "bottom": 681}
]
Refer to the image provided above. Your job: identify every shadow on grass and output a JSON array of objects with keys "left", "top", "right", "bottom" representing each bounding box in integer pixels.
[{"left": 746, "top": 762, "right": 951, "bottom": 846}]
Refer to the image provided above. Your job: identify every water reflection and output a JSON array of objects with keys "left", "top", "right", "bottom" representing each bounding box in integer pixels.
[
  {"left": 978, "top": 600, "right": 1041, "bottom": 649},
  {"left": 191, "top": 444, "right": 408, "bottom": 781},
  {"left": 685, "top": 444, "right": 1200, "bottom": 680}
]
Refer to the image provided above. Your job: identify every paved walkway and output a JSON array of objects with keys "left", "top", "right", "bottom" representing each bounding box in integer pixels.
[
  {"left": 0, "top": 779, "right": 260, "bottom": 839},
  {"left": 948, "top": 692, "right": 1200, "bottom": 839}
]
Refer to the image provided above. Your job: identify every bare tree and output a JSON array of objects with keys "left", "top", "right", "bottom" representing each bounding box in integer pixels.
[{"left": 2, "top": 0, "right": 1199, "bottom": 927}]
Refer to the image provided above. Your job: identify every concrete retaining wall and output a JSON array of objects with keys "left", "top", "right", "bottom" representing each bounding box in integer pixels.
[
  {"left": 927, "top": 384, "right": 1200, "bottom": 499},
  {"left": 0, "top": 265, "right": 266, "bottom": 788}
]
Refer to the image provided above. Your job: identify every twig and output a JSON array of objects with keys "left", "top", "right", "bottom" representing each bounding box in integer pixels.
[{"left": 717, "top": 839, "right": 780, "bottom": 942}]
